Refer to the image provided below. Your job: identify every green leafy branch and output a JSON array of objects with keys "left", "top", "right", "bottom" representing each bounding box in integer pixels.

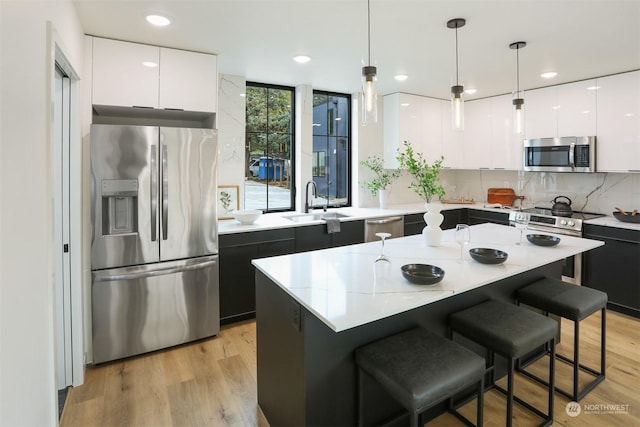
[
  {"left": 396, "top": 141, "right": 445, "bottom": 203},
  {"left": 359, "top": 155, "right": 401, "bottom": 196}
]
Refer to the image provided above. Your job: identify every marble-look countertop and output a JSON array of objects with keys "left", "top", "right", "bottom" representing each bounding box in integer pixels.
[
  {"left": 252, "top": 223, "right": 604, "bottom": 332},
  {"left": 218, "top": 202, "right": 639, "bottom": 235}
]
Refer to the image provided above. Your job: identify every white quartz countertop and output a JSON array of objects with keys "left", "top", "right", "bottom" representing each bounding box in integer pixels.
[
  {"left": 219, "top": 202, "right": 639, "bottom": 234},
  {"left": 218, "top": 202, "right": 509, "bottom": 235},
  {"left": 252, "top": 223, "right": 604, "bottom": 333}
]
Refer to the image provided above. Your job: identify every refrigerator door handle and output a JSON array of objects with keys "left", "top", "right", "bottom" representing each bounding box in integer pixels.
[
  {"left": 161, "top": 144, "right": 169, "bottom": 240},
  {"left": 94, "top": 259, "right": 218, "bottom": 282},
  {"left": 150, "top": 145, "right": 158, "bottom": 242}
]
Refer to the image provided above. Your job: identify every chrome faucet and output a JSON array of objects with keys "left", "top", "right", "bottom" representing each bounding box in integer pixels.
[{"left": 304, "top": 180, "right": 318, "bottom": 213}]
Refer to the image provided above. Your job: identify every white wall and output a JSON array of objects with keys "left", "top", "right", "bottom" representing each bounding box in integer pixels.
[{"left": 0, "top": 1, "right": 84, "bottom": 425}]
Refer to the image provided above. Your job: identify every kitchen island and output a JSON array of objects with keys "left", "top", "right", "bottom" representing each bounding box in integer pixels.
[{"left": 252, "top": 223, "right": 604, "bottom": 426}]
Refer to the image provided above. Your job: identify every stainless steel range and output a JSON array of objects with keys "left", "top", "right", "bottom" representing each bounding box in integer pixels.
[{"left": 509, "top": 207, "right": 604, "bottom": 284}]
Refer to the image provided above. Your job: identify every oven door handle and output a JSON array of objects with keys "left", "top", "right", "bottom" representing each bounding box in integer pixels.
[{"left": 569, "top": 142, "right": 576, "bottom": 171}]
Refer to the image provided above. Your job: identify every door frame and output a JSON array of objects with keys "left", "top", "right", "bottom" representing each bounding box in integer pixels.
[{"left": 48, "top": 23, "right": 84, "bottom": 388}]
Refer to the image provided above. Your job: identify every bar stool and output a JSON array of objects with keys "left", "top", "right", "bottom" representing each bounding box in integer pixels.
[
  {"left": 450, "top": 300, "right": 557, "bottom": 427},
  {"left": 355, "top": 327, "right": 485, "bottom": 427},
  {"left": 517, "top": 277, "right": 607, "bottom": 401}
]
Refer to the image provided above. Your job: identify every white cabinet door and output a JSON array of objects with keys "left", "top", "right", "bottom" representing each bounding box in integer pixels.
[
  {"left": 383, "top": 93, "right": 424, "bottom": 168},
  {"left": 463, "top": 98, "right": 492, "bottom": 169},
  {"left": 421, "top": 97, "right": 443, "bottom": 162},
  {"left": 596, "top": 71, "right": 640, "bottom": 172},
  {"left": 92, "top": 38, "right": 159, "bottom": 108},
  {"left": 159, "top": 48, "right": 217, "bottom": 112},
  {"left": 491, "top": 94, "right": 522, "bottom": 170},
  {"left": 557, "top": 79, "right": 597, "bottom": 136},
  {"left": 441, "top": 100, "right": 463, "bottom": 169},
  {"left": 524, "top": 86, "right": 558, "bottom": 139}
]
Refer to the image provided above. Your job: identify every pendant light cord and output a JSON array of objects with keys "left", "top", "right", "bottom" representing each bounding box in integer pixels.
[
  {"left": 516, "top": 46, "right": 520, "bottom": 95},
  {"left": 367, "top": 0, "right": 371, "bottom": 66},
  {"left": 455, "top": 26, "right": 459, "bottom": 85}
]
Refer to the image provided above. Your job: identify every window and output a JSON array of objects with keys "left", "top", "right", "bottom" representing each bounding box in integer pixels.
[
  {"left": 245, "top": 83, "right": 295, "bottom": 212},
  {"left": 312, "top": 91, "right": 351, "bottom": 207}
]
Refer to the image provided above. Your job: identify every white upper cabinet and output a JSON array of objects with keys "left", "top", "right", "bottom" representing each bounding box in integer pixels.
[
  {"left": 524, "top": 86, "right": 558, "bottom": 139},
  {"left": 490, "top": 94, "right": 522, "bottom": 170},
  {"left": 525, "top": 80, "right": 597, "bottom": 139},
  {"left": 159, "top": 48, "right": 217, "bottom": 112},
  {"left": 92, "top": 38, "right": 159, "bottom": 108},
  {"left": 463, "top": 98, "right": 492, "bottom": 169},
  {"left": 596, "top": 71, "right": 640, "bottom": 172},
  {"left": 91, "top": 37, "right": 217, "bottom": 113},
  {"left": 557, "top": 79, "right": 597, "bottom": 136},
  {"left": 383, "top": 94, "right": 442, "bottom": 168}
]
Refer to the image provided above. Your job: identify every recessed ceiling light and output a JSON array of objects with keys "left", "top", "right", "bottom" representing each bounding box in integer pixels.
[
  {"left": 464, "top": 88, "right": 477, "bottom": 95},
  {"left": 582, "top": 110, "right": 591, "bottom": 114},
  {"left": 293, "top": 55, "right": 311, "bottom": 64},
  {"left": 586, "top": 85, "right": 600, "bottom": 91},
  {"left": 625, "top": 113, "right": 634, "bottom": 117},
  {"left": 146, "top": 15, "right": 171, "bottom": 26},
  {"left": 552, "top": 105, "right": 561, "bottom": 110},
  {"left": 400, "top": 103, "right": 410, "bottom": 107},
  {"left": 541, "top": 72, "right": 557, "bottom": 79},
  {"left": 142, "top": 61, "right": 158, "bottom": 68},
  {"left": 394, "top": 74, "right": 408, "bottom": 81},
  {"left": 240, "top": 93, "right": 246, "bottom": 97}
]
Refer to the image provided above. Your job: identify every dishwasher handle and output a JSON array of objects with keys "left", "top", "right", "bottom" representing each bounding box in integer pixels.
[{"left": 365, "top": 216, "right": 404, "bottom": 225}]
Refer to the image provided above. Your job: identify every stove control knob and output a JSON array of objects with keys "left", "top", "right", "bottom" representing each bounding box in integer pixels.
[
  {"left": 560, "top": 219, "right": 567, "bottom": 226},
  {"left": 568, "top": 220, "right": 575, "bottom": 227}
]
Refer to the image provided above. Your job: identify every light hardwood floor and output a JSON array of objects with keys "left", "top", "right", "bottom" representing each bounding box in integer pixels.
[{"left": 61, "top": 310, "right": 639, "bottom": 427}]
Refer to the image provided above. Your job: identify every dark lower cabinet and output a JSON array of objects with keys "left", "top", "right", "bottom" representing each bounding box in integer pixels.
[
  {"left": 404, "top": 209, "right": 467, "bottom": 236},
  {"left": 467, "top": 209, "right": 510, "bottom": 226},
  {"left": 219, "top": 228, "right": 296, "bottom": 324},
  {"left": 295, "top": 220, "right": 364, "bottom": 252},
  {"left": 582, "top": 224, "right": 640, "bottom": 318},
  {"left": 220, "top": 220, "right": 364, "bottom": 324}
]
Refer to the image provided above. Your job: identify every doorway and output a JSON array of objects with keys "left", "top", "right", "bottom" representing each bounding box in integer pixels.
[{"left": 53, "top": 63, "right": 73, "bottom": 393}]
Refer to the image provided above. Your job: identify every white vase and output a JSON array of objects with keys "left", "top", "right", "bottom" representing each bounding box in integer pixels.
[
  {"left": 422, "top": 202, "right": 444, "bottom": 246},
  {"left": 378, "top": 189, "right": 388, "bottom": 209}
]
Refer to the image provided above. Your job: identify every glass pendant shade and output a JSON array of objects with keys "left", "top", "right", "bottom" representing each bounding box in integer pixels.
[
  {"left": 513, "top": 95, "right": 524, "bottom": 135},
  {"left": 362, "top": 65, "right": 378, "bottom": 124},
  {"left": 451, "top": 84, "right": 464, "bottom": 130}
]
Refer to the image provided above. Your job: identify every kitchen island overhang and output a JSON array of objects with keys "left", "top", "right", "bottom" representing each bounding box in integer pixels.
[{"left": 253, "top": 223, "right": 604, "bottom": 426}]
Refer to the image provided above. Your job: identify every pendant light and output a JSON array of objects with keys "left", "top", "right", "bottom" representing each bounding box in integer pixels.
[
  {"left": 510, "top": 41, "right": 526, "bottom": 135},
  {"left": 447, "top": 18, "right": 466, "bottom": 131},
  {"left": 361, "top": 0, "right": 377, "bottom": 124}
]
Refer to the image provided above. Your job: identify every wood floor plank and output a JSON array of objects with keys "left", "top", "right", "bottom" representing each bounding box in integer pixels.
[{"left": 61, "top": 313, "right": 639, "bottom": 427}]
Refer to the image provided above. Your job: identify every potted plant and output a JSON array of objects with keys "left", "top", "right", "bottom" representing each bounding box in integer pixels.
[
  {"left": 360, "top": 155, "right": 400, "bottom": 208},
  {"left": 396, "top": 140, "right": 446, "bottom": 246}
]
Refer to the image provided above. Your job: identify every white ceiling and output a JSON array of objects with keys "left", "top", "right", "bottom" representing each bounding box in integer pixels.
[{"left": 73, "top": 0, "right": 640, "bottom": 100}]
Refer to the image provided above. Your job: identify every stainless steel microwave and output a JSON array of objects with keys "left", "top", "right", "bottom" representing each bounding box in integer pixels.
[{"left": 523, "top": 136, "right": 596, "bottom": 172}]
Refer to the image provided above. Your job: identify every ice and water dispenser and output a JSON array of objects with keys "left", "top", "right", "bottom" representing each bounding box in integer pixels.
[{"left": 101, "top": 179, "right": 138, "bottom": 235}]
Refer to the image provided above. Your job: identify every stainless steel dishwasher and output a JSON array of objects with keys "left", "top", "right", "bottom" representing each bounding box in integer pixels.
[{"left": 364, "top": 216, "right": 404, "bottom": 242}]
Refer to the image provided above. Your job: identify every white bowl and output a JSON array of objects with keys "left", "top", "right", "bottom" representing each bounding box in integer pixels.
[{"left": 231, "top": 209, "right": 262, "bottom": 224}]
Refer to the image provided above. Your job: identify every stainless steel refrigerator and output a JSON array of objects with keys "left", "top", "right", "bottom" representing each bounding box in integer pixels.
[{"left": 90, "top": 124, "right": 219, "bottom": 363}]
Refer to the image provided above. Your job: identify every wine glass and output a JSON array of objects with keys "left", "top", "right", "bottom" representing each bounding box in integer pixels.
[
  {"left": 455, "top": 224, "right": 471, "bottom": 262},
  {"left": 374, "top": 232, "right": 392, "bottom": 264},
  {"left": 514, "top": 214, "right": 529, "bottom": 245}
]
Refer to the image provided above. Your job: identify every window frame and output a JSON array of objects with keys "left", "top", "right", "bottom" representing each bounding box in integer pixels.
[{"left": 245, "top": 81, "right": 296, "bottom": 213}]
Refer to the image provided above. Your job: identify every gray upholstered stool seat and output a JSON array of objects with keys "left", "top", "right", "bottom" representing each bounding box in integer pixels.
[
  {"left": 517, "top": 277, "right": 607, "bottom": 401},
  {"left": 355, "top": 327, "right": 485, "bottom": 427},
  {"left": 450, "top": 300, "right": 557, "bottom": 427}
]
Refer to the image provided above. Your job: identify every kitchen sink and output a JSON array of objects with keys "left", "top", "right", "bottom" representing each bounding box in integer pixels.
[{"left": 285, "top": 212, "right": 350, "bottom": 223}]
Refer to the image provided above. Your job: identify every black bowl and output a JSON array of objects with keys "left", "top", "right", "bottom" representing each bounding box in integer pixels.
[
  {"left": 401, "top": 264, "right": 445, "bottom": 285},
  {"left": 613, "top": 212, "right": 640, "bottom": 224},
  {"left": 469, "top": 248, "right": 508, "bottom": 265},
  {"left": 527, "top": 234, "right": 561, "bottom": 247}
]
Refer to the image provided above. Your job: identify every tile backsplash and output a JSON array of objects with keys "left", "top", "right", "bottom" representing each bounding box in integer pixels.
[
  {"left": 369, "top": 169, "right": 640, "bottom": 214},
  {"left": 453, "top": 170, "right": 640, "bottom": 213}
]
